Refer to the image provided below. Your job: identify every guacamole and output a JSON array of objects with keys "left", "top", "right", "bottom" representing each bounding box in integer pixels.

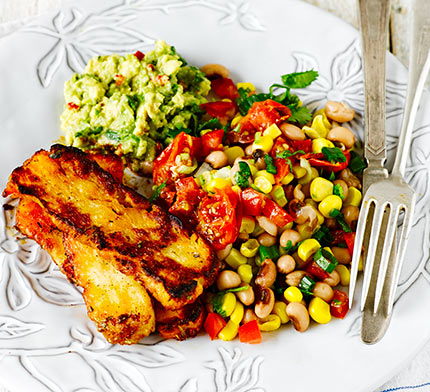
[{"left": 60, "top": 40, "right": 211, "bottom": 174}]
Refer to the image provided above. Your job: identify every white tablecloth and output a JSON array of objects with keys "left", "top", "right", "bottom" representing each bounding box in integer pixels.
[{"left": 1, "top": 1, "right": 429, "bottom": 391}]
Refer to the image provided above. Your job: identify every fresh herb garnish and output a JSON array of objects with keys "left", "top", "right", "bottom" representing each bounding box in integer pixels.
[
  {"left": 349, "top": 151, "right": 366, "bottom": 174},
  {"left": 234, "top": 161, "right": 251, "bottom": 188},
  {"left": 259, "top": 245, "right": 280, "bottom": 261},
  {"left": 283, "top": 240, "right": 293, "bottom": 252},
  {"left": 275, "top": 150, "right": 305, "bottom": 171},
  {"left": 329, "top": 208, "right": 352, "bottom": 233},
  {"left": 329, "top": 171, "right": 336, "bottom": 181},
  {"left": 312, "top": 225, "right": 334, "bottom": 247},
  {"left": 264, "top": 154, "right": 277, "bottom": 174},
  {"left": 333, "top": 184, "right": 345, "bottom": 199},
  {"left": 235, "top": 70, "right": 318, "bottom": 125},
  {"left": 321, "top": 147, "right": 347, "bottom": 163},
  {"left": 149, "top": 180, "right": 167, "bottom": 204},
  {"left": 198, "top": 118, "right": 222, "bottom": 132}
]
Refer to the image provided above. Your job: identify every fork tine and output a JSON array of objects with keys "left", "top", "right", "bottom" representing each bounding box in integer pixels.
[
  {"left": 349, "top": 199, "right": 373, "bottom": 308},
  {"left": 387, "top": 203, "right": 416, "bottom": 311},
  {"left": 360, "top": 202, "right": 388, "bottom": 311},
  {"left": 373, "top": 204, "right": 401, "bottom": 312}
]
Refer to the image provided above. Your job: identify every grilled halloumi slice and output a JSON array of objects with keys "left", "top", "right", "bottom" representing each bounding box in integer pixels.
[
  {"left": 15, "top": 198, "right": 155, "bottom": 345},
  {"left": 4, "top": 144, "right": 219, "bottom": 309}
]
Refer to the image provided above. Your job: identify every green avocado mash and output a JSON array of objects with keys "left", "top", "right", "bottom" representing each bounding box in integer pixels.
[{"left": 60, "top": 40, "right": 211, "bottom": 174}]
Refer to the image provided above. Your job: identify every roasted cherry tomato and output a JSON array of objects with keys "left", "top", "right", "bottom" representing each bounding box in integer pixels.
[
  {"left": 303, "top": 150, "right": 350, "bottom": 172},
  {"left": 241, "top": 188, "right": 265, "bottom": 216},
  {"left": 330, "top": 290, "right": 349, "bottom": 319},
  {"left": 211, "top": 77, "right": 239, "bottom": 100},
  {"left": 274, "top": 158, "right": 290, "bottom": 184},
  {"left": 201, "top": 129, "right": 224, "bottom": 157},
  {"left": 262, "top": 199, "right": 293, "bottom": 227},
  {"left": 169, "top": 177, "right": 204, "bottom": 226},
  {"left": 197, "top": 186, "right": 239, "bottom": 250},
  {"left": 288, "top": 139, "right": 312, "bottom": 153},
  {"left": 200, "top": 101, "right": 236, "bottom": 122},
  {"left": 153, "top": 132, "right": 196, "bottom": 186}
]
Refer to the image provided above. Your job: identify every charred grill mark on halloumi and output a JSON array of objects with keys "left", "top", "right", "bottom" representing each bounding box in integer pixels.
[{"left": 4, "top": 144, "right": 219, "bottom": 310}]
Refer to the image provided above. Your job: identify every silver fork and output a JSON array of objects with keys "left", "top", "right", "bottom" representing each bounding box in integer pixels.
[{"left": 350, "top": 0, "right": 430, "bottom": 328}]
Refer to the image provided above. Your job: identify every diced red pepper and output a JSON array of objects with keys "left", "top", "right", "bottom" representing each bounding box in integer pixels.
[
  {"left": 330, "top": 290, "right": 349, "bottom": 319},
  {"left": 200, "top": 101, "right": 236, "bottom": 121},
  {"left": 201, "top": 129, "right": 224, "bottom": 157},
  {"left": 204, "top": 313, "right": 226, "bottom": 340},
  {"left": 238, "top": 320, "right": 262, "bottom": 344},
  {"left": 343, "top": 232, "right": 356, "bottom": 256},
  {"left": 262, "top": 199, "right": 293, "bottom": 227},
  {"left": 303, "top": 150, "right": 351, "bottom": 172},
  {"left": 306, "top": 261, "right": 329, "bottom": 280},
  {"left": 288, "top": 139, "right": 313, "bottom": 153},
  {"left": 115, "top": 74, "right": 125, "bottom": 86},
  {"left": 134, "top": 50, "right": 145, "bottom": 61},
  {"left": 211, "top": 77, "right": 239, "bottom": 100},
  {"left": 241, "top": 188, "right": 265, "bottom": 216},
  {"left": 67, "top": 102, "right": 80, "bottom": 110},
  {"left": 274, "top": 158, "right": 290, "bottom": 184}
]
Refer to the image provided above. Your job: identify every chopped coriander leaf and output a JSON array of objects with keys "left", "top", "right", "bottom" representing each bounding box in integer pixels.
[
  {"left": 149, "top": 180, "right": 167, "bottom": 203},
  {"left": 288, "top": 106, "right": 313, "bottom": 125},
  {"left": 321, "top": 147, "right": 347, "bottom": 163},
  {"left": 312, "top": 225, "right": 334, "bottom": 247},
  {"left": 259, "top": 245, "right": 279, "bottom": 261},
  {"left": 283, "top": 240, "right": 293, "bottom": 252},
  {"left": 329, "top": 208, "right": 342, "bottom": 218},
  {"left": 281, "top": 70, "right": 319, "bottom": 89},
  {"left": 212, "top": 292, "right": 226, "bottom": 317},
  {"left": 275, "top": 150, "right": 305, "bottom": 171},
  {"left": 349, "top": 151, "right": 367, "bottom": 173},
  {"left": 265, "top": 154, "right": 277, "bottom": 174},
  {"left": 234, "top": 161, "right": 251, "bottom": 188},
  {"left": 329, "top": 171, "right": 336, "bottom": 181},
  {"left": 333, "top": 184, "right": 345, "bottom": 199},
  {"left": 198, "top": 118, "right": 222, "bottom": 132}
]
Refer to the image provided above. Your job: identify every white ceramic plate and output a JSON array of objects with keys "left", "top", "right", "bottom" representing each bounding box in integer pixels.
[{"left": 1, "top": 1, "right": 430, "bottom": 391}]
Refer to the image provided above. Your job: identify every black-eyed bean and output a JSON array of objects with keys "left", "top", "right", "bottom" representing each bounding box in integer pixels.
[
  {"left": 312, "top": 282, "right": 334, "bottom": 302},
  {"left": 277, "top": 255, "right": 296, "bottom": 274},
  {"left": 327, "top": 126, "right": 355, "bottom": 149},
  {"left": 255, "top": 259, "right": 277, "bottom": 288},
  {"left": 339, "top": 168, "right": 361, "bottom": 190},
  {"left": 242, "top": 308, "right": 258, "bottom": 324},
  {"left": 258, "top": 233, "right": 277, "bottom": 247},
  {"left": 280, "top": 123, "right": 306, "bottom": 140},
  {"left": 256, "top": 216, "right": 277, "bottom": 236},
  {"left": 200, "top": 63, "right": 229, "bottom": 78},
  {"left": 285, "top": 270, "right": 307, "bottom": 287},
  {"left": 342, "top": 205, "right": 360, "bottom": 228},
  {"left": 216, "top": 270, "right": 241, "bottom": 291},
  {"left": 323, "top": 270, "right": 341, "bottom": 287},
  {"left": 286, "top": 302, "right": 310, "bottom": 332},
  {"left": 236, "top": 284, "right": 255, "bottom": 306},
  {"left": 324, "top": 101, "right": 355, "bottom": 123},
  {"left": 216, "top": 243, "right": 232, "bottom": 260},
  {"left": 254, "top": 287, "right": 275, "bottom": 318},
  {"left": 205, "top": 150, "right": 228, "bottom": 168},
  {"left": 280, "top": 229, "right": 302, "bottom": 248}
]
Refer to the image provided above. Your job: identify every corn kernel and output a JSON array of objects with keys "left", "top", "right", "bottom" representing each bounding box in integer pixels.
[
  {"left": 237, "top": 264, "right": 253, "bottom": 283},
  {"left": 258, "top": 314, "right": 281, "bottom": 332},
  {"left": 255, "top": 170, "right": 275, "bottom": 184},
  {"left": 298, "top": 100, "right": 303, "bottom": 107},
  {"left": 292, "top": 165, "right": 307, "bottom": 179},
  {"left": 312, "top": 138, "right": 335, "bottom": 154},
  {"left": 358, "top": 254, "right": 364, "bottom": 272},
  {"left": 298, "top": 238, "right": 321, "bottom": 261},
  {"left": 336, "top": 265, "right": 350, "bottom": 286},
  {"left": 254, "top": 176, "right": 273, "bottom": 194},
  {"left": 207, "top": 178, "right": 231, "bottom": 192},
  {"left": 231, "top": 114, "right": 243, "bottom": 127},
  {"left": 237, "top": 82, "right": 255, "bottom": 91},
  {"left": 282, "top": 172, "right": 295, "bottom": 185},
  {"left": 296, "top": 223, "right": 314, "bottom": 240},
  {"left": 344, "top": 187, "right": 362, "bottom": 207},
  {"left": 225, "top": 146, "right": 245, "bottom": 166},
  {"left": 318, "top": 195, "right": 343, "bottom": 218},
  {"left": 213, "top": 166, "right": 232, "bottom": 180},
  {"left": 240, "top": 239, "right": 259, "bottom": 258},
  {"left": 230, "top": 301, "right": 244, "bottom": 324},
  {"left": 240, "top": 216, "right": 256, "bottom": 234},
  {"left": 310, "top": 177, "right": 334, "bottom": 202},
  {"left": 298, "top": 167, "right": 319, "bottom": 185},
  {"left": 302, "top": 126, "right": 320, "bottom": 139},
  {"left": 311, "top": 115, "right": 330, "bottom": 138},
  {"left": 221, "top": 292, "right": 237, "bottom": 317},
  {"left": 263, "top": 123, "right": 282, "bottom": 139},
  {"left": 252, "top": 135, "right": 274, "bottom": 153},
  {"left": 309, "top": 297, "right": 331, "bottom": 324},
  {"left": 273, "top": 301, "right": 289, "bottom": 324},
  {"left": 248, "top": 163, "right": 258, "bottom": 177},
  {"left": 225, "top": 248, "right": 247, "bottom": 269},
  {"left": 284, "top": 286, "right": 303, "bottom": 303},
  {"left": 231, "top": 185, "right": 242, "bottom": 193},
  {"left": 323, "top": 247, "right": 334, "bottom": 256},
  {"left": 313, "top": 108, "right": 325, "bottom": 118},
  {"left": 218, "top": 319, "right": 239, "bottom": 341}
]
